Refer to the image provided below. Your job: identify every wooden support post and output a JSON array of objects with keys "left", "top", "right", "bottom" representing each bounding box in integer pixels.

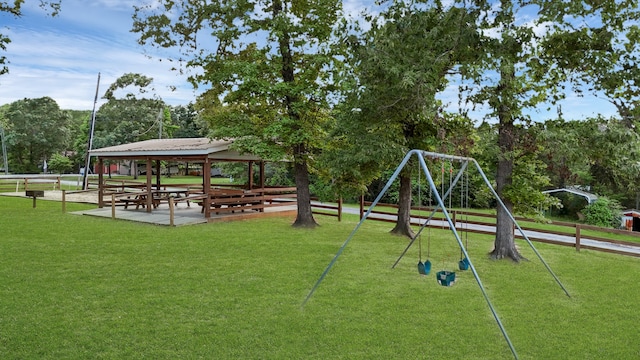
[
  {"left": 359, "top": 194, "right": 364, "bottom": 220},
  {"left": 62, "top": 190, "right": 66, "bottom": 213},
  {"left": 145, "top": 158, "right": 153, "bottom": 212},
  {"left": 203, "top": 158, "right": 211, "bottom": 218},
  {"left": 169, "top": 197, "right": 175, "bottom": 226},
  {"left": 575, "top": 224, "right": 581, "bottom": 252},
  {"left": 248, "top": 161, "right": 254, "bottom": 189},
  {"left": 338, "top": 197, "right": 342, "bottom": 222},
  {"left": 155, "top": 160, "right": 161, "bottom": 187},
  {"left": 98, "top": 157, "right": 104, "bottom": 208},
  {"left": 111, "top": 194, "right": 116, "bottom": 219}
]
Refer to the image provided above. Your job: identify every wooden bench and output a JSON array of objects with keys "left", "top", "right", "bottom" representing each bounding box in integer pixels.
[{"left": 202, "top": 189, "right": 264, "bottom": 214}]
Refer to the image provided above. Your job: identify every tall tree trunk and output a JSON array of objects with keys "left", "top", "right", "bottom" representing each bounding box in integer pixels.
[
  {"left": 390, "top": 173, "right": 414, "bottom": 238},
  {"left": 492, "top": 146, "right": 522, "bottom": 260},
  {"left": 273, "top": 0, "right": 316, "bottom": 228},
  {"left": 491, "top": 61, "right": 524, "bottom": 261},
  {"left": 292, "top": 145, "right": 318, "bottom": 228}
]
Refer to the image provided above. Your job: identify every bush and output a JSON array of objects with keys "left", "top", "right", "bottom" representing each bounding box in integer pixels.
[
  {"left": 581, "top": 197, "right": 622, "bottom": 228},
  {"left": 48, "top": 153, "right": 73, "bottom": 174}
]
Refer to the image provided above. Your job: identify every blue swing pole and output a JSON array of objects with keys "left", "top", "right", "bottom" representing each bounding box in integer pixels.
[
  {"left": 302, "top": 150, "right": 416, "bottom": 307},
  {"left": 474, "top": 156, "right": 571, "bottom": 298},
  {"left": 420, "top": 151, "right": 571, "bottom": 298},
  {"left": 302, "top": 149, "right": 572, "bottom": 360},
  {"left": 391, "top": 160, "right": 469, "bottom": 269},
  {"left": 416, "top": 152, "right": 520, "bottom": 360}
]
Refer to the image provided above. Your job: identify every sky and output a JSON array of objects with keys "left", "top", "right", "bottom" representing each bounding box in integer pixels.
[
  {"left": 0, "top": 0, "right": 202, "bottom": 110},
  {"left": 0, "top": 0, "right": 619, "bottom": 122}
]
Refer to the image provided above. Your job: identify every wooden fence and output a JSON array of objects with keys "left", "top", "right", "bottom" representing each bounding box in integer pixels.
[
  {"left": 311, "top": 197, "right": 343, "bottom": 221},
  {"left": 359, "top": 199, "right": 640, "bottom": 257},
  {"left": 0, "top": 176, "right": 65, "bottom": 192}
]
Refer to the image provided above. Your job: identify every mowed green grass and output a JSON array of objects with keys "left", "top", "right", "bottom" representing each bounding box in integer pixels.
[{"left": 0, "top": 196, "right": 639, "bottom": 359}]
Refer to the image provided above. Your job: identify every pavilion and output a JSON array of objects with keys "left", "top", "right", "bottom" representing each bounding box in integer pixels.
[{"left": 89, "top": 138, "right": 295, "bottom": 219}]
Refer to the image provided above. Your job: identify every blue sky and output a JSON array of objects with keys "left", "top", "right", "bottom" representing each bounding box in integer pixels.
[
  {"left": 0, "top": 0, "right": 201, "bottom": 110},
  {"left": 0, "top": 0, "right": 619, "bottom": 122}
]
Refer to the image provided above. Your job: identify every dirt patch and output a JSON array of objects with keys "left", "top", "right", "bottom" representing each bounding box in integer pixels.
[{"left": 1, "top": 190, "right": 100, "bottom": 204}]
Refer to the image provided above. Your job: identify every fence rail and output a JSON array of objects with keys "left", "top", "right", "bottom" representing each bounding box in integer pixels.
[
  {"left": 0, "top": 176, "right": 66, "bottom": 192},
  {"left": 311, "top": 199, "right": 640, "bottom": 257}
]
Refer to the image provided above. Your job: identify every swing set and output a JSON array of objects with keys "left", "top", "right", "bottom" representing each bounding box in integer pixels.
[
  {"left": 410, "top": 156, "right": 470, "bottom": 284},
  {"left": 302, "top": 150, "right": 571, "bottom": 360}
]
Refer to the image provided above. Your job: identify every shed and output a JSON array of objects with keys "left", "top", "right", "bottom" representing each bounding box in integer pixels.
[
  {"left": 542, "top": 188, "right": 598, "bottom": 204},
  {"left": 622, "top": 210, "right": 640, "bottom": 231}
]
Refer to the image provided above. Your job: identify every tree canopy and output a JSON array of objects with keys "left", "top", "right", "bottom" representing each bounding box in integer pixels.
[
  {"left": 456, "top": 0, "right": 640, "bottom": 260},
  {"left": 4, "top": 96, "right": 70, "bottom": 173},
  {"left": 132, "top": 0, "right": 345, "bottom": 227},
  {"left": 92, "top": 73, "right": 165, "bottom": 150},
  {"left": 325, "top": 0, "right": 480, "bottom": 237}
]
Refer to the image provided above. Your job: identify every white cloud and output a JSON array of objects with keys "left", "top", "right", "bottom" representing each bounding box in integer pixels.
[{"left": 0, "top": 0, "right": 199, "bottom": 110}]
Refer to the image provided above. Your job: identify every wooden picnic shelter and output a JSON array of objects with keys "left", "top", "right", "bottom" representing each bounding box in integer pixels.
[{"left": 89, "top": 138, "right": 295, "bottom": 218}]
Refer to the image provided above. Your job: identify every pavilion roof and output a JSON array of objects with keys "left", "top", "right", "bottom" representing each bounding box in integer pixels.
[{"left": 89, "top": 138, "right": 262, "bottom": 161}]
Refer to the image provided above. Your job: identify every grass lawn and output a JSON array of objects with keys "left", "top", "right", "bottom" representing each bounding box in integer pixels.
[{"left": 1, "top": 196, "right": 639, "bottom": 359}]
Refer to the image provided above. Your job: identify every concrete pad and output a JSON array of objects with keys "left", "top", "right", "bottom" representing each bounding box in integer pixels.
[{"left": 73, "top": 205, "right": 208, "bottom": 226}]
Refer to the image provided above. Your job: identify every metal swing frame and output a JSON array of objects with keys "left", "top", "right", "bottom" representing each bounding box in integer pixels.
[{"left": 302, "top": 149, "right": 572, "bottom": 360}]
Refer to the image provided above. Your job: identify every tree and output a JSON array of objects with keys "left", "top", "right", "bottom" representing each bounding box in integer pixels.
[
  {"left": 460, "top": 0, "right": 637, "bottom": 261},
  {"left": 536, "top": 119, "right": 592, "bottom": 189},
  {"left": 171, "top": 103, "right": 205, "bottom": 138},
  {"left": 132, "top": 1, "right": 343, "bottom": 227},
  {"left": 580, "top": 117, "right": 640, "bottom": 208},
  {"left": 87, "top": 73, "right": 166, "bottom": 178},
  {"left": 537, "top": 3, "right": 640, "bottom": 127},
  {"left": 4, "top": 97, "right": 70, "bottom": 173},
  {"left": 472, "top": 120, "right": 559, "bottom": 220},
  {"left": 1, "top": 1, "right": 60, "bottom": 76},
  {"left": 92, "top": 73, "right": 165, "bottom": 150},
  {"left": 324, "top": 1, "right": 479, "bottom": 238},
  {"left": 66, "top": 109, "right": 91, "bottom": 171}
]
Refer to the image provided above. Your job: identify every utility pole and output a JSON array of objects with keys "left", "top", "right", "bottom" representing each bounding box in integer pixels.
[
  {"left": 158, "top": 107, "right": 164, "bottom": 139},
  {"left": 0, "top": 125, "right": 8, "bottom": 175},
  {"left": 82, "top": 72, "right": 101, "bottom": 190}
]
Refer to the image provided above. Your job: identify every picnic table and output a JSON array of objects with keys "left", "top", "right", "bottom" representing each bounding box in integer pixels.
[
  {"left": 152, "top": 188, "right": 192, "bottom": 207},
  {"left": 119, "top": 188, "right": 192, "bottom": 209}
]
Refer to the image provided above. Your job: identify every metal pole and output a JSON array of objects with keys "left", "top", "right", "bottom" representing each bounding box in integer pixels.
[
  {"left": 158, "top": 108, "right": 164, "bottom": 139},
  {"left": 82, "top": 72, "right": 101, "bottom": 190},
  {"left": 391, "top": 161, "right": 468, "bottom": 268},
  {"left": 421, "top": 151, "right": 571, "bottom": 297},
  {"left": 302, "top": 149, "right": 415, "bottom": 307},
  {"left": 0, "top": 125, "right": 8, "bottom": 175},
  {"left": 416, "top": 152, "right": 520, "bottom": 360}
]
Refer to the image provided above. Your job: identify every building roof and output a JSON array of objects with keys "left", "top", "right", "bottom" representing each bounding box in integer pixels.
[
  {"left": 89, "top": 138, "right": 262, "bottom": 161},
  {"left": 542, "top": 188, "right": 598, "bottom": 204}
]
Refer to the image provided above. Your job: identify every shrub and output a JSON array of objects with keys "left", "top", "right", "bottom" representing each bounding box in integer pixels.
[
  {"left": 47, "top": 153, "right": 73, "bottom": 174},
  {"left": 581, "top": 197, "right": 622, "bottom": 228}
]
